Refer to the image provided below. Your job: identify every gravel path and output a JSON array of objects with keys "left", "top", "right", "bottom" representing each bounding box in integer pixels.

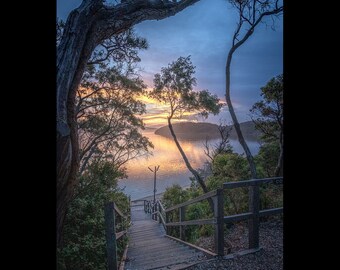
[{"left": 185, "top": 218, "right": 283, "bottom": 270}]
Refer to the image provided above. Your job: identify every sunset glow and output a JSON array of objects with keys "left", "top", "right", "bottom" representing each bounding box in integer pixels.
[{"left": 137, "top": 93, "right": 201, "bottom": 129}]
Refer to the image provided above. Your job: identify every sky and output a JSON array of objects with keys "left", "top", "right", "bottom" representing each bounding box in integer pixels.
[{"left": 57, "top": 0, "right": 283, "bottom": 125}]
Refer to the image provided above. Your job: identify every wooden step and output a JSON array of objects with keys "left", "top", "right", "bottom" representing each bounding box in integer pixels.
[{"left": 124, "top": 207, "right": 207, "bottom": 269}]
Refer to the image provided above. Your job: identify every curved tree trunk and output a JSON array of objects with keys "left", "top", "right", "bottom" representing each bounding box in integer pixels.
[
  {"left": 225, "top": 48, "right": 257, "bottom": 179},
  {"left": 167, "top": 117, "right": 214, "bottom": 211},
  {"left": 224, "top": 2, "right": 283, "bottom": 250},
  {"left": 274, "top": 132, "right": 283, "bottom": 177},
  {"left": 56, "top": 0, "right": 201, "bottom": 248}
]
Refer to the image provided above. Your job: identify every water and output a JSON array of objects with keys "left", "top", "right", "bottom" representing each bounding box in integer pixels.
[{"left": 118, "top": 129, "right": 260, "bottom": 200}]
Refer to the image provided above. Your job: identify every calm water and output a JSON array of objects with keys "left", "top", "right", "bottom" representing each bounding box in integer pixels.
[{"left": 118, "top": 129, "right": 260, "bottom": 200}]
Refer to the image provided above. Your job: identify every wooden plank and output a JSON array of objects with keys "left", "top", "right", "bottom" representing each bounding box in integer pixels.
[
  {"left": 118, "top": 244, "right": 128, "bottom": 270},
  {"left": 165, "top": 235, "right": 217, "bottom": 257},
  {"left": 223, "top": 247, "right": 262, "bottom": 260},
  {"left": 224, "top": 212, "right": 253, "bottom": 223},
  {"left": 223, "top": 177, "right": 283, "bottom": 189},
  {"left": 214, "top": 189, "right": 224, "bottom": 256},
  {"left": 113, "top": 203, "right": 125, "bottom": 218},
  {"left": 166, "top": 218, "right": 215, "bottom": 226},
  {"left": 166, "top": 190, "right": 217, "bottom": 212},
  {"left": 259, "top": 207, "right": 283, "bottom": 217},
  {"left": 165, "top": 211, "right": 170, "bottom": 235},
  {"left": 158, "top": 211, "right": 166, "bottom": 225},
  {"left": 115, "top": 230, "right": 127, "bottom": 240},
  {"left": 158, "top": 200, "right": 166, "bottom": 213},
  {"left": 104, "top": 202, "right": 118, "bottom": 270}
]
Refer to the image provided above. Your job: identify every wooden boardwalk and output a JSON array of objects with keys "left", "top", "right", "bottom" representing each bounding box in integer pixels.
[{"left": 124, "top": 203, "right": 206, "bottom": 270}]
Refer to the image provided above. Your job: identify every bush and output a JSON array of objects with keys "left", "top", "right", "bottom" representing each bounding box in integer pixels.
[{"left": 57, "top": 161, "right": 130, "bottom": 270}]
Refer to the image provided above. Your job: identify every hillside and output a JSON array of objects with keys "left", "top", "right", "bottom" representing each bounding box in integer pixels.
[{"left": 154, "top": 121, "right": 261, "bottom": 141}]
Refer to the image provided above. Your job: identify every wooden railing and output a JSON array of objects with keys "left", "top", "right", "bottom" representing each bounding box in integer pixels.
[
  {"left": 148, "top": 177, "right": 283, "bottom": 257},
  {"left": 104, "top": 202, "right": 130, "bottom": 270}
]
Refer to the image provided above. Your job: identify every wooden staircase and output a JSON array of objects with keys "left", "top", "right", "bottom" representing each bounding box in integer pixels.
[{"left": 124, "top": 203, "right": 207, "bottom": 270}]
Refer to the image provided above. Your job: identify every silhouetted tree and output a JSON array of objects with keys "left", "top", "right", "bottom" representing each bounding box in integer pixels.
[
  {"left": 57, "top": 0, "right": 200, "bottom": 246},
  {"left": 225, "top": 0, "right": 283, "bottom": 178},
  {"left": 250, "top": 74, "right": 283, "bottom": 176},
  {"left": 149, "top": 56, "right": 221, "bottom": 209}
]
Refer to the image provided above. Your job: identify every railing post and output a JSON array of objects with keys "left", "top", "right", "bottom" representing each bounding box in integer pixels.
[
  {"left": 165, "top": 211, "right": 170, "bottom": 235},
  {"left": 213, "top": 189, "right": 224, "bottom": 256},
  {"left": 158, "top": 202, "right": 162, "bottom": 224},
  {"left": 154, "top": 202, "right": 158, "bottom": 221},
  {"left": 104, "top": 202, "right": 118, "bottom": 270},
  {"left": 248, "top": 182, "right": 260, "bottom": 249},
  {"left": 179, "top": 206, "right": 186, "bottom": 241}
]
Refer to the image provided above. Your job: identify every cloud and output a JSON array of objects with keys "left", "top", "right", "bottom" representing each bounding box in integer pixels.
[{"left": 58, "top": 0, "right": 283, "bottom": 121}]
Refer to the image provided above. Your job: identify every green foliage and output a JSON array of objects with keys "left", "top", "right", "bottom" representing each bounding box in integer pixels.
[
  {"left": 162, "top": 139, "right": 283, "bottom": 245},
  {"left": 255, "top": 141, "right": 280, "bottom": 178},
  {"left": 255, "top": 142, "right": 283, "bottom": 210},
  {"left": 149, "top": 56, "right": 222, "bottom": 119},
  {"left": 162, "top": 184, "right": 189, "bottom": 209},
  {"left": 162, "top": 184, "right": 214, "bottom": 242},
  {"left": 77, "top": 31, "right": 153, "bottom": 174},
  {"left": 89, "top": 28, "right": 148, "bottom": 66},
  {"left": 205, "top": 153, "right": 250, "bottom": 215},
  {"left": 260, "top": 184, "right": 283, "bottom": 210},
  {"left": 57, "top": 161, "right": 130, "bottom": 270},
  {"left": 250, "top": 74, "right": 283, "bottom": 143},
  {"left": 207, "top": 153, "right": 251, "bottom": 188}
]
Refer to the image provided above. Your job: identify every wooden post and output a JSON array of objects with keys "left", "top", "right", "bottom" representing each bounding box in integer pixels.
[
  {"left": 154, "top": 202, "right": 158, "bottom": 221},
  {"left": 148, "top": 165, "right": 160, "bottom": 204},
  {"left": 165, "top": 212, "right": 169, "bottom": 235},
  {"left": 248, "top": 183, "right": 260, "bottom": 249},
  {"left": 179, "top": 206, "right": 186, "bottom": 240},
  {"left": 104, "top": 202, "right": 118, "bottom": 270},
  {"left": 213, "top": 189, "right": 224, "bottom": 256},
  {"left": 158, "top": 203, "right": 162, "bottom": 224}
]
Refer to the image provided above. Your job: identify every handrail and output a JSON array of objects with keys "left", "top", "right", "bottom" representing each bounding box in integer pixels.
[
  {"left": 223, "top": 177, "right": 283, "bottom": 189},
  {"left": 114, "top": 203, "right": 126, "bottom": 219},
  {"left": 158, "top": 200, "right": 166, "bottom": 213},
  {"left": 116, "top": 230, "right": 127, "bottom": 240},
  {"left": 165, "top": 190, "right": 217, "bottom": 212},
  {"left": 166, "top": 218, "right": 215, "bottom": 226},
  {"left": 152, "top": 177, "right": 283, "bottom": 257},
  {"left": 104, "top": 202, "right": 130, "bottom": 270}
]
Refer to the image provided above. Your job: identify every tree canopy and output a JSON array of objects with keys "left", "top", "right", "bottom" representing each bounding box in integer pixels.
[
  {"left": 250, "top": 74, "right": 283, "bottom": 143},
  {"left": 150, "top": 56, "right": 221, "bottom": 119},
  {"left": 149, "top": 56, "right": 221, "bottom": 209},
  {"left": 250, "top": 74, "right": 283, "bottom": 176}
]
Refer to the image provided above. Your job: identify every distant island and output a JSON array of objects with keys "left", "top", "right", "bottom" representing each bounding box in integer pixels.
[{"left": 154, "top": 121, "right": 261, "bottom": 141}]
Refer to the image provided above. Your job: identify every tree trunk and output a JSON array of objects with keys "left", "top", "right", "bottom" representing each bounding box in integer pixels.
[
  {"left": 56, "top": 0, "right": 201, "bottom": 248},
  {"left": 224, "top": 3, "right": 283, "bottom": 179},
  {"left": 225, "top": 48, "right": 257, "bottom": 179},
  {"left": 167, "top": 117, "right": 214, "bottom": 211},
  {"left": 57, "top": 1, "right": 103, "bottom": 247},
  {"left": 274, "top": 132, "right": 283, "bottom": 177}
]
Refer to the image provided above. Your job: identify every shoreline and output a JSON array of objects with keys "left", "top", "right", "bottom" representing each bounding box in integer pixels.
[
  {"left": 131, "top": 184, "right": 191, "bottom": 202},
  {"left": 131, "top": 192, "right": 165, "bottom": 202}
]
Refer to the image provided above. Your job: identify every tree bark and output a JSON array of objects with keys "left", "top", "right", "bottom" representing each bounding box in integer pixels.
[
  {"left": 167, "top": 117, "right": 214, "bottom": 211},
  {"left": 224, "top": 3, "right": 283, "bottom": 179},
  {"left": 225, "top": 46, "right": 257, "bottom": 179},
  {"left": 274, "top": 132, "right": 283, "bottom": 177},
  {"left": 57, "top": 0, "right": 201, "bottom": 248}
]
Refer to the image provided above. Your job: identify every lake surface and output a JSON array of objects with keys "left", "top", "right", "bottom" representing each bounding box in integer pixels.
[{"left": 118, "top": 129, "right": 260, "bottom": 200}]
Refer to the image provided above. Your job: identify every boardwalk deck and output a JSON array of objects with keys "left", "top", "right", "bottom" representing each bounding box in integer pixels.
[{"left": 124, "top": 203, "right": 206, "bottom": 270}]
